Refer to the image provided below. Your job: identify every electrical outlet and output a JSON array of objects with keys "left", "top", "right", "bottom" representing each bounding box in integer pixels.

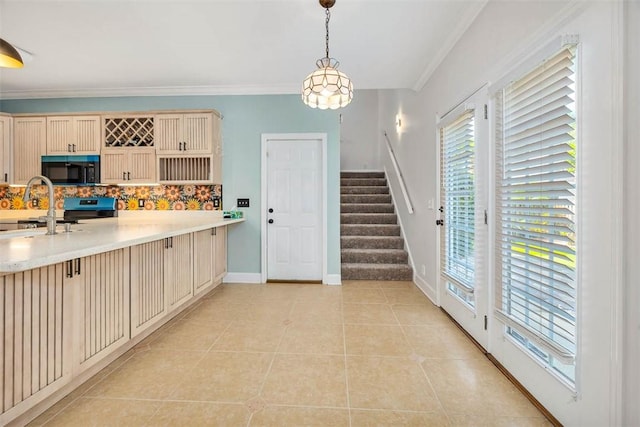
[
  {"left": 31, "top": 198, "right": 39, "bottom": 208},
  {"left": 213, "top": 198, "right": 220, "bottom": 208},
  {"left": 237, "top": 198, "right": 250, "bottom": 208},
  {"left": 138, "top": 199, "right": 145, "bottom": 208}
]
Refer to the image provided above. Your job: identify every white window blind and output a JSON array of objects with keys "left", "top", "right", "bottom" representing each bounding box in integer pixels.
[
  {"left": 440, "top": 110, "right": 476, "bottom": 302},
  {"left": 495, "top": 46, "right": 577, "bottom": 374}
]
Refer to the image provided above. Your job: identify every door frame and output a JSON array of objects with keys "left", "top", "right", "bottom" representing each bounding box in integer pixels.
[
  {"left": 260, "top": 133, "right": 328, "bottom": 283},
  {"left": 435, "top": 86, "right": 490, "bottom": 350}
]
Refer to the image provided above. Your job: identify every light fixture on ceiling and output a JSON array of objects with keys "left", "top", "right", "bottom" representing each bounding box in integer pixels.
[
  {"left": 0, "top": 38, "right": 24, "bottom": 68},
  {"left": 302, "top": 0, "right": 353, "bottom": 110}
]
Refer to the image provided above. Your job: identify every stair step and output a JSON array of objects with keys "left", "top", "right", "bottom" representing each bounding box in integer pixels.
[
  {"left": 340, "top": 171, "right": 385, "bottom": 179},
  {"left": 341, "top": 236, "right": 405, "bottom": 249},
  {"left": 341, "top": 203, "right": 394, "bottom": 214},
  {"left": 341, "top": 224, "right": 400, "bottom": 237},
  {"left": 341, "top": 178, "right": 387, "bottom": 187},
  {"left": 341, "top": 194, "right": 392, "bottom": 204},
  {"left": 341, "top": 263, "right": 414, "bottom": 281},
  {"left": 341, "top": 248, "right": 408, "bottom": 264},
  {"left": 341, "top": 186, "right": 390, "bottom": 195},
  {"left": 340, "top": 213, "right": 397, "bottom": 224}
]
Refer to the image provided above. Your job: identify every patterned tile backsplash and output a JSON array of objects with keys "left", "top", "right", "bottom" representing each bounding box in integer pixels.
[{"left": 0, "top": 184, "right": 222, "bottom": 211}]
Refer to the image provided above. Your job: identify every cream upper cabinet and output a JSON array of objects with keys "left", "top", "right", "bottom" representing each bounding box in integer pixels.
[
  {"left": 101, "top": 147, "right": 156, "bottom": 184},
  {"left": 0, "top": 115, "right": 11, "bottom": 184},
  {"left": 13, "top": 117, "right": 46, "bottom": 184},
  {"left": 155, "top": 112, "right": 214, "bottom": 154},
  {"left": 46, "top": 115, "right": 100, "bottom": 155}
]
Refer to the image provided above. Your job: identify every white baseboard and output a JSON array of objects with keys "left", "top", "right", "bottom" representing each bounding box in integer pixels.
[
  {"left": 223, "top": 273, "right": 341, "bottom": 286},
  {"left": 413, "top": 274, "right": 438, "bottom": 306},
  {"left": 324, "top": 274, "right": 342, "bottom": 285},
  {"left": 223, "top": 273, "right": 263, "bottom": 284}
]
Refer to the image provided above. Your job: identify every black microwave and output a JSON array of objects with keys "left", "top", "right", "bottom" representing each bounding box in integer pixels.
[{"left": 41, "top": 155, "right": 100, "bottom": 185}]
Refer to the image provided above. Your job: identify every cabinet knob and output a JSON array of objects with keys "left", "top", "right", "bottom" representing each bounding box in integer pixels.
[
  {"left": 268, "top": 208, "right": 274, "bottom": 213},
  {"left": 268, "top": 219, "right": 274, "bottom": 224}
]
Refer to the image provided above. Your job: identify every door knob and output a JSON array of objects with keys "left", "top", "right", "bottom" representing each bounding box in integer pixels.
[
  {"left": 268, "top": 219, "right": 274, "bottom": 224},
  {"left": 268, "top": 208, "right": 274, "bottom": 213}
]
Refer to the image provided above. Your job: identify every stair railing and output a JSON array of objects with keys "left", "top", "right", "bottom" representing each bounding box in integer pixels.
[{"left": 383, "top": 131, "right": 414, "bottom": 214}]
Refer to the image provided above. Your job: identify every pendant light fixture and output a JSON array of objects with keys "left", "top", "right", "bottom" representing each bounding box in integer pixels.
[
  {"left": 302, "top": 0, "right": 353, "bottom": 110},
  {"left": 0, "top": 38, "right": 24, "bottom": 68}
]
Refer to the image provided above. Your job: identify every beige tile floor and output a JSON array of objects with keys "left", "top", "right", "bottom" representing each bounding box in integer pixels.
[{"left": 29, "top": 280, "right": 552, "bottom": 427}]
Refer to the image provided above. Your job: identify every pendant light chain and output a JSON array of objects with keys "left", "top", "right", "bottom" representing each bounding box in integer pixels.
[
  {"left": 301, "top": 0, "right": 353, "bottom": 109},
  {"left": 325, "top": 8, "right": 331, "bottom": 59}
]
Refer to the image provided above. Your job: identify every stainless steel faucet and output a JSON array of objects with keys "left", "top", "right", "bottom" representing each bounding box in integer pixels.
[{"left": 23, "top": 175, "right": 57, "bottom": 235}]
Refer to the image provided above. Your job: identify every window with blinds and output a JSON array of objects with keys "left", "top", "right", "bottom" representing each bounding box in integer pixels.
[
  {"left": 440, "top": 110, "right": 476, "bottom": 306},
  {"left": 494, "top": 46, "right": 577, "bottom": 384}
]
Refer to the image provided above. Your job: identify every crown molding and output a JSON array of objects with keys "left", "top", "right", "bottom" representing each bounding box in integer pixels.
[
  {"left": 0, "top": 83, "right": 301, "bottom": 100},
  {"left": 412, "top": 0, "right": 488, "bottom": 92}
]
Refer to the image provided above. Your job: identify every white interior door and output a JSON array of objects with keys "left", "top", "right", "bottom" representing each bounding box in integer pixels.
[
  {"left": 437, "top": 90, "right": 489, "bottom": 349},
  {"left": 265, "top": 137, "right": 323, "bottom": 281}
]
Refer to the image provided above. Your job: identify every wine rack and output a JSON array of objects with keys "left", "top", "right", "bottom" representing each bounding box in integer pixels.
[{"left": 104, "top": 116, "right": 154, "bottom": 147}]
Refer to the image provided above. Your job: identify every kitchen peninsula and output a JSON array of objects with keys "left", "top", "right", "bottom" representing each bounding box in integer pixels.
[{"left": 0, "top": 211, "right": 244, "bottom": 426}]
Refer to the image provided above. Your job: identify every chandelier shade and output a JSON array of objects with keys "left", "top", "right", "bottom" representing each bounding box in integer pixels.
[
  {"left": 302, "top": 57, "right": 353, "bottom": 110},
  {"left": 0, "top": 38, "right": 24, "bottom": 68},
  {"left": 301, "top": 0, "right": 353, "bottom": 109}
]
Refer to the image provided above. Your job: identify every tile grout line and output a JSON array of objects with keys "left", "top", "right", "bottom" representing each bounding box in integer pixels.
[
  {"left": 245, "top": 298, "right": 296, "bottom": 427},
  {"left": 392, "top": 291, "right": 454, "bottom": 426},
  {"left": 341, "top": 293, "right": 353, "bottom": 427}
]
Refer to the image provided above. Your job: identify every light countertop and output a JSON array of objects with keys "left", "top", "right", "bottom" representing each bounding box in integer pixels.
[{"left": 0, "top": 211, "right": 244, "bottom": 273}]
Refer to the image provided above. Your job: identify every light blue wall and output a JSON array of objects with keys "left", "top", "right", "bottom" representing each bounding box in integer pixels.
[{"left": 0, "top": 95, "right": 341, "bottom": 277}]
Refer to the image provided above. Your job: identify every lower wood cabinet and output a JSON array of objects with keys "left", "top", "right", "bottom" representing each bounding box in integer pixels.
[
  {"left": 0, "top": 263, "right": 71, "bottom": 424},
  {"left": 193, "top": 226, "right": 226, "bottom": 295},
  {"left": 214, "top": 226, "right": 227, "bottom": 282},
  {"left": 0, "top": 226, "right": 228, "bottom": 425},
  {"left": 71, "top": 249, "right": 130, "bottom": 371},
  {"left": 130, "top": 239, "right": 167, "bottom": 338},
  {"left": 166, "top": 234, "right": 194, "bottom": 312}
]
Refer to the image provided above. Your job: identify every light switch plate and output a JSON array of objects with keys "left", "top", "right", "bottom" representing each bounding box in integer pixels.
[{"left": 237, "top": 198, "right": 250, "bottom": 208}]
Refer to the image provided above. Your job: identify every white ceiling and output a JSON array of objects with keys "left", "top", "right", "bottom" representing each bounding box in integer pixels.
[{"left": 0, "top": 0, "right": 487, "bottom": 99}]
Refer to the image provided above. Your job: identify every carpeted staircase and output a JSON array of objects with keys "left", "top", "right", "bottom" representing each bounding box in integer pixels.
[{"left": 340, "top": 171, "right": 413, "bottom": 281}]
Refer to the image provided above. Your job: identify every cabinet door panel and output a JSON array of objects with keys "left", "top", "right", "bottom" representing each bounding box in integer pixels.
[
  {"left": 100, "top": 151, "right": 127, "bottom": 183},
  {"left": 193, "top": 229, "right": 214, "bottom": 294},
  {"left": 182, "top": 113, "right": 212, "bottom": 153},
  {"left": 214, "top": 226, "right": 227, "bottom": 282},
  {"left": 0, "top": 264, "right": 69, "bottom": 417},
  {"left": 46, "top": 117, "right": 74, "bottom": 154},
  {"left": 73, "top": 116, "right": 100, "bottom": 154},
  {"left": 130, "top": 240, "right": 166, "bottom": 338},
  {"left": 129, "top": 149, "right": 156, "bottom": 183},
  {"left": 13, "top": 117, "right": 46, "bottom": 184},
  {"left": 77, "top": 249, "right": 130, "bottom": 370},
  {"left": 0, "top": 116, "right": 11, "bottom": 183},
  {"left": 155, "top": 115, "right": 183, "bottom": 153},
  {"left": 166, "top": 234, "right": 193, "bottom": 311}
]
